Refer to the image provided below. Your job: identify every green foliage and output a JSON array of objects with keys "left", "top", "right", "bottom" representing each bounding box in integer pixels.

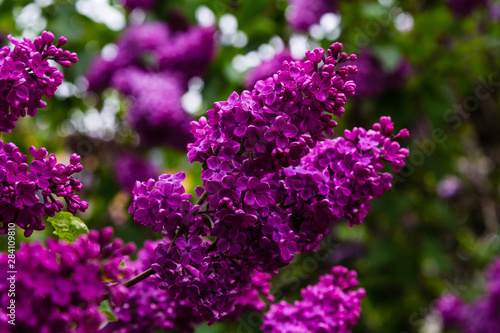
[{"left": 46, "top": 212, "right": 89, "bottom": 243}]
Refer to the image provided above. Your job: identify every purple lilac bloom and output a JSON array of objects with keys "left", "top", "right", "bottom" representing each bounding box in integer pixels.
[
  {"left": 0, "top": 31, "right": 77, "bottom": 133},
  {"left": 132, "top": 42, "right": 409, "bottom": 325},
  {"left": 101, "top": 240, "right": 204, "bottom": 333},
  {"left": 286, "top": 0, "right": 337, "bottom": 31},
  {"left": 434, "top": 257, "right": 500, "bottom": 332},
  {"left": 0, "top": 228, "right": 136, "bottom": 333},
  {"left": 447, "top": 0, "right": 488, "bottom": 17},
  {"left": 245, "top": 50, "right": 297, "bottom": 88},
  {"left": 104, "top": 241, "right": 274, "bottom": 332},
  {"left": 112, "top": 68, "right": 194, "bottom": 148},
  {"left": 114, "top": 152, "right": 160, "bottom": 192},
  {"left": 261, "top": 266, "right": 365, "bottom": 333},
  {"left": 0, "top": 140, "right": 88, "bottom": 237}
]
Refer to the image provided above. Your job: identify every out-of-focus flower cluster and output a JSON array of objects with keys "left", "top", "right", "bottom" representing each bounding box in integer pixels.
[
  {"left": 86, "top": 22, "right": 216, "bottom": 148},
  {"left": 114, "top": 151, "right": 160, "bottom": 192},
  {"left": 0, "top": 31, "right": 77, "bottom": 133},
  {"left": 446, "top": 0, "right": 488, "bottom": 17},
  {"left": 128, "top": 42, "right": 409, "bottom": 324},
  {"left": 0, "top": 228, "right": 135, "bottom": 333},
  {"left": 261, "top": 266, "right": 366, "bottom": 333},
  {"left": 286, "top": 0, "right": 337, "bottom": 31},
  {"left": 0, "top": 140, "right": 88, "bottom": 236},
  {"left": 350, "top": 49, "right": 411, "bottom": 98},
  {"left": 103, "top": 240, "right": 273, "bottom": 333},
  {"left": 120, "top": 0, "right": 155, "bottom": 10},
  {"left": 434, "top": 257, "right": 500, "bottom": 332}
]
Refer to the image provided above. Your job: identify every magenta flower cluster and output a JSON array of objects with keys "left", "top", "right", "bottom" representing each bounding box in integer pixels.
[
  {"left": 103, "top": 240, "right": 273, "bottom": 332},
  {"left": 0, "top": 140, "right": 88, "bottom": 236},
  {"left": 435, "top": 257, "right": 500, "bottom": 332},
  {"left": 128, "top": 42, "right": 409, "bottom": 324},
  {"left": 0, "top": 228, "right": 136, "bottom": 333},
  {"left": 262, "top": 266, "right": 365, "bottom": 332},
  {"left": 0, "top": 31, "right": 77, "bottom": 133},
  {"left": 286, "top": 0, "right": 337, "bottom": 31},
  {"left": 86, "top": 22, "right": 215, "bottom": 147}
]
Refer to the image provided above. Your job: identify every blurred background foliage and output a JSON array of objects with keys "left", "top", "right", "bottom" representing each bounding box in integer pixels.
[{"left": 0, "top": 0, "right": 499, "bottom": 332}]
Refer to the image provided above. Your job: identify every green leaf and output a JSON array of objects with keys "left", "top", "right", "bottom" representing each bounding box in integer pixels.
[
  {"left": 99, "top": 300, "right": 118, "bottom": 322},
  {"left": 46, "top": 212, "right": 89, "bottom": 243}
]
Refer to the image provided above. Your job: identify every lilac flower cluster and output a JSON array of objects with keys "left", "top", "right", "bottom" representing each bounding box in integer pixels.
[
  {"left": 350, "top": 49, "right": 411, "bottom": 98},
  {"left": 286, "top": 0, "right": 337, "bottom": 31},
  {"left": 128, "top": 42, "right": 409, "bottom": 324},
  {"left": 85, "top": 22, "right": 215, "bottom": 147},
  {"left": 446, "top": 0, "right": 488, "bottom": 17},
  {"left": 261, "top": 266, "right": 365, "bottom": 333},
  {"left": 103, "top": 240, "right": 273, "bottom": 333},
  {"left": 0, "top": 228, "right": 136, "bottom": 333},
  {"left": 435, "top": 257, "right": 500, "bottom": 332},
  {"left": 245, "top": 50, "right": 296, "bottom": 88},
  {"left": 101, "top": 240, "right": 204, "bottom": 333},
  {"left": 0, "top": 31, "right": 77, "bottom": 133},
  {"left": 114, "top": 151, "right": 160, "bottom": 192},
  {"left": 0, "top": 140, "right": 88, "bottom": 236},
  {"left": 111, "top": 68, "right": 193, "bottom": 148}
]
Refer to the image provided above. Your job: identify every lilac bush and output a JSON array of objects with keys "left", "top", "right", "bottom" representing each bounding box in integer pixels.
[
  {"left": 0, "top": 28, "right": 411, "bottom": 332},
  {"left": 0, "top": 31, "right": 78, "bottom": 133},
  {"left": 127, "top": 42, "right": 409, "bottom": 325},
  {"left": 0, "top": 228, "right": 136, "bottom": 333},
  {"left": 0, "top": 140, "right": 88, "bottom": 236},
  {"left": 262, "top": 266, "right": 365, "bottom": 332}
]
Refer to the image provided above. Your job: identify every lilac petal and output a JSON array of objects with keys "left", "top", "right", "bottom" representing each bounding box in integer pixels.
[
  {"left": 282, "top": 124, "right": 298, "bottom": 138},
  {"left": 264, "top": 128, "right": 278, "bottom": 142},
  {"left": 175, "top": 237, "right": 188, "bottom": 250},
  {"left": 276, "top": 134, "right": 289, "bottom": 148},
  {"left": 315, "top": 90, "right": 328, "bottom": 102},
  {"left": 206, "top": 156, "right": 219, "bottom": 170},
  {"left": 188, "top": 236, "right": 203, "bottom": 248},
  {"left": 244, "top": 191, "right": 256, "bottom": 206}
]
